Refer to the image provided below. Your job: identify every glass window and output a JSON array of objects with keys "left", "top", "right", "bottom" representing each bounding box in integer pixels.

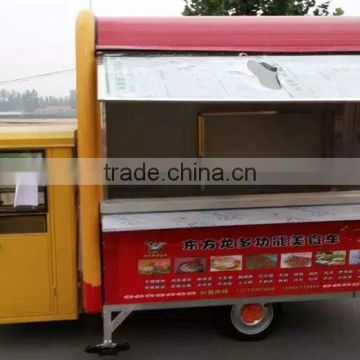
[{"left": 0, "top": 150, "right": 47, "bottom": 234}]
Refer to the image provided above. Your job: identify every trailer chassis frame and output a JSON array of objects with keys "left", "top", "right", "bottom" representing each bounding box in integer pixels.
[{"left": 85, "top": 292, "right": 357, "bottom": 355}]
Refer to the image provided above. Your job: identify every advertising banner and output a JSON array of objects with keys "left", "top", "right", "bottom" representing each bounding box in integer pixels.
[{"left": 103, "top": 221, "right": 360, "bottom": 305}]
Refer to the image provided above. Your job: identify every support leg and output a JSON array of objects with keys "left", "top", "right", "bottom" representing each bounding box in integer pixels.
[{"left": 85, "top": 307, "right": 131, "bottom": 356}]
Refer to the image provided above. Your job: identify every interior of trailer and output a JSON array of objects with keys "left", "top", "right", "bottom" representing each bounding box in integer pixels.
[{"left": 104, "top": 101, "right": 360, "bottom": 201}]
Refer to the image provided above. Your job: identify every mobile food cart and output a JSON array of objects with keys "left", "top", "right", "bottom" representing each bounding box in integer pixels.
[{"left": 74, "top": 13, "right": 360, "bottom": 354}]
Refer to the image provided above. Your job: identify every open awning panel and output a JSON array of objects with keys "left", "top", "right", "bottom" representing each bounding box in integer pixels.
[{"left": 98, "top": 55, "right": 360, "bottom": 102}]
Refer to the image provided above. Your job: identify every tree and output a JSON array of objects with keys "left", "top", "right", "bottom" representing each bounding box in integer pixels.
[
  {"left": 0, "top": 88, "right": 78, "bottom": 112},
  {"left": 333, "top": 7, "right": 344, "bottom": 16},
  {"left": 69, "top": 89, "right": 76, "bottom": 109},
  {"left": 183, "top": 0, "right": 344, "bottom": 16},
  {"left": 22, "top": 89, "right": 39, "bottom": 112}
]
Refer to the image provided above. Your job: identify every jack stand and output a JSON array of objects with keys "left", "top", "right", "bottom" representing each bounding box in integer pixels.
[{"left": 85, "top": 307, "right": 132, "bottom": 356}]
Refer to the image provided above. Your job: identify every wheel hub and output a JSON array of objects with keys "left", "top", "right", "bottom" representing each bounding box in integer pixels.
[
  {"left": 240, "top": 303, "right": 264, "bottom": 326},
  {"left": 230, "top": 302, "right": 275, "bottom": 336}
]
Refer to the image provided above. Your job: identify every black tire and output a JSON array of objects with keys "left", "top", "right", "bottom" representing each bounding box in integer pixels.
[{"left": 227, "top": 302, "right": 281, "bottom": 341}]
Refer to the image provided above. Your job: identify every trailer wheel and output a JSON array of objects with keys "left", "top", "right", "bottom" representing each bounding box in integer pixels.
[{"left": 228, "top": 303, "right": 281, "bottom": 341}]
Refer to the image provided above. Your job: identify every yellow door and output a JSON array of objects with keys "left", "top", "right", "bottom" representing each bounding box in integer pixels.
[
  {"left": 0, "top": 142, "right": 78, "bottom": 324},
  {"left": 0, "top": 233, "right": 53, "bottom": 320}
]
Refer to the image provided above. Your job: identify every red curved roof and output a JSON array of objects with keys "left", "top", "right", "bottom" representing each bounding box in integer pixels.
[{"left": 96, "top": 16, "right": 360, "bottom": 53}]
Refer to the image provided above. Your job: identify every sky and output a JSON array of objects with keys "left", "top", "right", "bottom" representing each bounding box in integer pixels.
[{"left": 0, "top": 0, "right": 359, "bottom": 97}]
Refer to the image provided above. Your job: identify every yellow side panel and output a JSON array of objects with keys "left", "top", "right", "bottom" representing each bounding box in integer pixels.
[
  {"left": 0, "top": 234, "right": 52, "bottom": 319},
  {"left": 47, "top": 147, "right": 78, "bottom": 319}
]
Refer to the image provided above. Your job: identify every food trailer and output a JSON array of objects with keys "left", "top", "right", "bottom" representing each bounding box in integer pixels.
[
  {"left": 2, "top": 12, "right": 360, "bottom": 356},
  {"left": 75, "top": 13, "right": 360, "bottom": 354}
]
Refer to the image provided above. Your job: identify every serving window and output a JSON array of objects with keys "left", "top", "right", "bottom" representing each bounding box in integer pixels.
[
  {"left": 99, "top": 53, "right": 360, "bottom": 205},
  {"left": 0, "top": 150, "right": 47, "bottom": 234}
]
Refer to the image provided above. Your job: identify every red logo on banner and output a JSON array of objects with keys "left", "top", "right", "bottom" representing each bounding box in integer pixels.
[{"left": 145, "top": 240, "right": 167, "bottom": 255}]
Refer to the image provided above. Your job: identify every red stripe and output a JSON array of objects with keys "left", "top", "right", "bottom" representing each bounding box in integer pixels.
[{"left": 83, "top": 282, "right": 102, "bottom": 313}]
